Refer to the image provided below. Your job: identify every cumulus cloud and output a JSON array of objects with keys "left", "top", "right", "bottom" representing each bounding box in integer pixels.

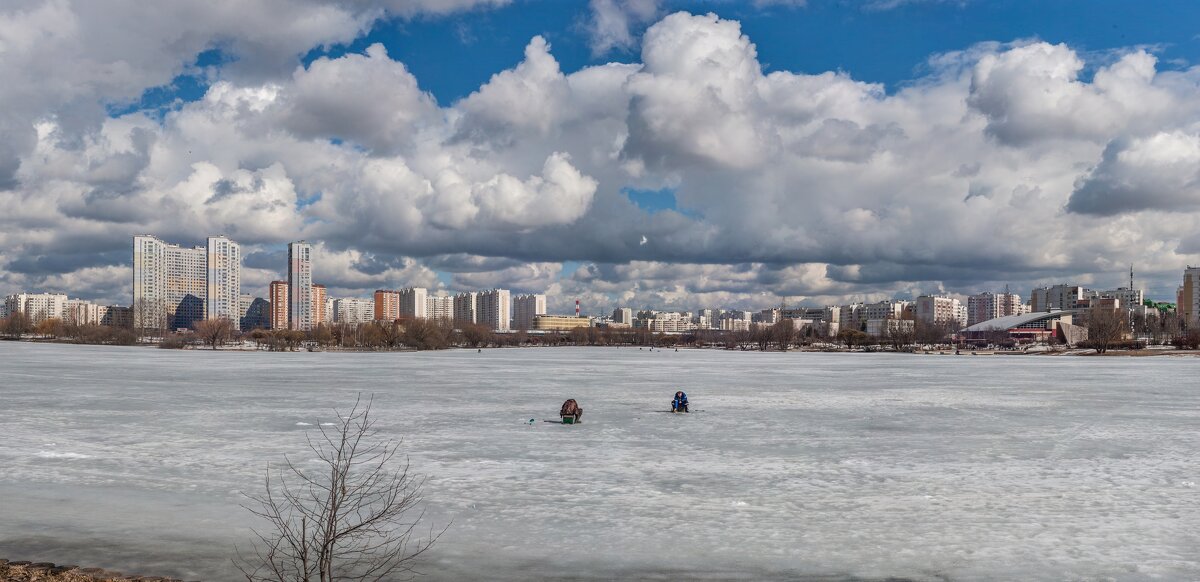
[
  {"left": 1067, "top": 131, "right": 1200, "bottom": 216},
  {"left": 5, "top": 6, "right": 1200, "bottom": 310}
]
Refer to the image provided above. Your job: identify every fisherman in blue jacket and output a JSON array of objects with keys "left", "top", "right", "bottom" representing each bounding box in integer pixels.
[{"left": 672, "top": 390, "right": 689, "bottom": 413}]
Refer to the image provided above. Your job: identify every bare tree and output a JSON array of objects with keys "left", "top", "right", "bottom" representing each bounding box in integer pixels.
[
  {"left": 1086, "top": 307, "right": 1128, "bottom": 354},
  {"left": 196, "top": 317, "right": 235, "bottom": 350},
  {"left": 2, "top": 311, "right": 31, "bottom": 338},
  {"left": 772, "top": 320, "right": 796, "bottom": 351},
  {"left": 237, "top": 397, "right": 444, "bottom": 582}
]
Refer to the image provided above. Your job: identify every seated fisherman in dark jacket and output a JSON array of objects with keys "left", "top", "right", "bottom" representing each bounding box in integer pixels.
[{"left": 672, "top": 391, "right": 689, "bottom": 413}]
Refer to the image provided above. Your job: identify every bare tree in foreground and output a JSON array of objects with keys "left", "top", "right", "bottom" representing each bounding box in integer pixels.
[{"left": 237, "top": 397, "right": 445, "bottom": 582}]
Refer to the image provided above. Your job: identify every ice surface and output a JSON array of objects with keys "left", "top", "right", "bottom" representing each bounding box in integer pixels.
[{"left": 1, "top": 342, "right": 1199, "bottom": 581}]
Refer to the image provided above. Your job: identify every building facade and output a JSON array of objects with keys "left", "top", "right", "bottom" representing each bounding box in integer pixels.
[
  {"left": 426, "top": 293, "right": 453, "bottom": 322},
  {"left": 374, "top": 290, "right": 401, "bottom": 322},
  {"left": 512, "top": 294, "right": 547, "bottom": 330},
  {"left": 312, "top": 284, "right": 327, "bottom": 326},
  {"left": 133, "top": 235, "right": 207, "bottom": 330},
  {"left": 269, "top": 280, "right": 289, "bottom": 330},
  {"left": 288, "top": 241, "right": 313, "bottom": 331},
  {"left": 4, "top": 293, "right": 68, "bottom": 324},
  {"left": 398, "top": 287, "right": 428, "bottom": 320},
  {"left": 453, "top": 292, "right": 477, "bottom": 326},
  {"left": 915, "top": 295, "right": 966, "bottom": 327},
  {"left": 1030, "top": 285, "right": 1087, "bottom": 312},
  {"left": 532, "top": 315, "right": 592, "bottom": 331},
  {"left": 476, "top": 289, "right": 511, "bottom": 331},
  {"left": 966, "top": 291, "right": 1027, "bottom": 326},
  {"left": 240, "top": 295, "right": 271, "bottom": 330},
  {"left": 334, "top": 298, "right": 375, "bottom": 325},
  {"left": 1183, "top": 267, "right": 1200, "bottom": 324},
  {"left": 205, "top": 236, "right": 241, "bottom": 329}
]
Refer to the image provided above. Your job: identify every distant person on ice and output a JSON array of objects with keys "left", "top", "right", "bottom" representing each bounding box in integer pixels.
[
  {"left": 560, "top": 399, "right": 583, "bottom": 422},
  {"left": 672, "top": 391, "right": 689, "bottom": 413}
]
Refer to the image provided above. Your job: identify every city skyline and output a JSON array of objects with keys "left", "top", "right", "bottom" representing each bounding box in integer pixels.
[{"left": 5, "top": 2, "right": 1200, "bottom": 314}]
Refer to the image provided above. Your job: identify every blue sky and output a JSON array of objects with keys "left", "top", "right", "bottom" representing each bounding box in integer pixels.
[
  {"left": 124, "top": 1, "right": 1200, "bottom": 118},
  {"left": 6, "top": 0, "right": 1200, "bottom": 309}
]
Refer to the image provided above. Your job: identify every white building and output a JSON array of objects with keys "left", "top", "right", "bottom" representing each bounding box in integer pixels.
[
  {"left": 634, "top": 310, "right": 696, "bottom": 333},
  {"left": 453, "top": 292, "right": 477, "bottom": 326},
  {"left": 512, "top": 294, "right": 547, "bottom": 330},
  {"left": 205, "top": 236, "right": 241, "bottom": 329},
  {"left": 915, "top": 296, "right": 966, "bottom": 327},
  {"left": 398, "top": 287, "right": 428, "bottom": 320},
  {"left": 65, "top": 299, "right": 102, "bottom": 326},
  {"left": 133, "top": 235, "right": 209, "bottom": 330},
  {"left": 613, "top": 307, "right": 634, "bottom": 326},
  {"left": 966, "top": 291, "right": 1027, "bottom": 326},
  {"left": 4, "top": 293, "right": 69, "bottom": 324},
  {"left": 426, "top": 292, "right": 453, "bottom": 322},
  {"left": 754, "top": 309, "right": 780, "bottom": 325},
  {"left": 333, "top": 298, "right": 375, "bottom": 325},
  {"left": 288, "top": 241, "right": 313, "bottom": 331},
  {"left": 1098, "top": 287, "right": 1144, "bottom": 312},
  {"left": 476, "top": 289, "right": 511, "bottom": 331},
  {"left": 1029, "top": 284, "right": 1088, "bottom": 312}
]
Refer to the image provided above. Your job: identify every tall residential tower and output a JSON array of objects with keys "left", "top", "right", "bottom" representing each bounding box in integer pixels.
[{"left": 288, "top": 241, "right": 313, "bottom": 331}]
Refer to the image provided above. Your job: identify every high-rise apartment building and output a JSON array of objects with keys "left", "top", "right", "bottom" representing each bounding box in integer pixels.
[
  {"left": 312, "top": 284, "right": 327, "bottom": 326},
  {"left": 426, "top": 293, "right": 452, "bottom": 322},
  {"left": 613, "top": 307, "right": 633, "bottom": 326},
  {"left": 132, "top": 235, "right": 212, "bottom": 330},
  {"left": 476, "top": 289, "right": 511, "bottom": 331},
  {"left": 453, "top": 292, "right": 478, "bottom": 326},
  {"left": 269, "top": 280, "right": 289, "bottom": 330},
  {"left": 1181, "top": 267, "right": 1200, "bottom": 324},
  {"left": 374, "top": 290, "right": 401, "bottom": 322},
  {"left": 288, "top": 241, "right": 313, "bottom": 331},
  {"left": 398, "top": 287, "right": 428, "bottom": 320},
  {"left": 205, "top": 236, "right": 241, "bottom": 329},
  {"left": 512, "top": 294, "right": 547, "bottom": 330}
]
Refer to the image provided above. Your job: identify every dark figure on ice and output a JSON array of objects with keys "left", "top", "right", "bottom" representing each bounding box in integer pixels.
[
  {"left": 560, "top": 399, "right": 583, "bottom": 422},
  {"left": 672, "top": 391, "right": 689, "bottom": 413}
]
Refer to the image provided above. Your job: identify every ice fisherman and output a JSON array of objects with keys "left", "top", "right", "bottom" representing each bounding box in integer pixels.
[
  {"left": 560, "top": 398, "right": 583, "bottom": 422},
  {"left": 672, "top": 391, "right": 689, "bottom": 413}
]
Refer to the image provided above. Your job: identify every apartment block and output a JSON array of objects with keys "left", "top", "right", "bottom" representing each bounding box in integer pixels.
[
  {"left": 206, "top": 236, "right": 241, "bottom": 329},
  {"left": 334, "top": 298, "right": 375, "bottom": 325},
  {"left": 312, "top": 284, "right": 327, "bottom": 326},
  {"left": 1180, "top": 267, "right": 1200, "bottom": 323},
  {"left": 1029, "top": 284, "right": 1087, "bottom": 312},
  {"left": 4, "top": 293, "right": 68, "bottom": 324},
  {"left": 288, "top": 241, "right": 313, "bottom": 331},
  {"left": 476, "top": 289, "right": 511, "bottom": 331},
  {"left": 453, "top": 292, "right": 478, "bottom": 326},
  {"left": 375, "top": 290, "right": 401, "bottom": 322},
  {"left": 269, "top": 280, "right": 289, "bottom": 330},
  {"left": 426, "top": 293, "right": 452, "bottom": 322},
  {"left": 398, "top": 287, "right": 428, "bottom": 320},
  {"left": 512, "top": 294, "right": 547, "bottom": 330},
  {"left": 915, "top": 295, "right": 966, "bottom": 327}
]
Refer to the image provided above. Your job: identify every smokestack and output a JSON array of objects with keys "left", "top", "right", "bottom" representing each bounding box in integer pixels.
[{"left": 576, "top": 299, "right": 580, "bottom": 317}]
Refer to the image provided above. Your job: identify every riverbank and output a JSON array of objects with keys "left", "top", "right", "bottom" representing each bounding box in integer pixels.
[{"left": 0, "top": 559, "right": 190, "bottom": 582}]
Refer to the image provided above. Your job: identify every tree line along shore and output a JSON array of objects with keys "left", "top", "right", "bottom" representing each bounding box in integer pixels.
[{"left": 4, "top": 312, "right": 1200, "bottom": 354}]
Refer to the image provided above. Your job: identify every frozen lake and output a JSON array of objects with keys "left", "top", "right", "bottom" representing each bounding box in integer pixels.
[{"left": 1, "top": 342, "right": 1199, "bottom": 581}]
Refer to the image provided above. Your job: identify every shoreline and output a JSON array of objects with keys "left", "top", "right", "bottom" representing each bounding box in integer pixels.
[
  {"left": 3, "top": 337, "right": 1199, "bottom": 357},
  {"left": 0, "top": 559, "right": 191, "bottom": 582}
]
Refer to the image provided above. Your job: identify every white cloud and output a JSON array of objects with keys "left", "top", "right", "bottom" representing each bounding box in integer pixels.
[{"left": 6, "top": 7, "right": 1200, "bottom": 310}]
